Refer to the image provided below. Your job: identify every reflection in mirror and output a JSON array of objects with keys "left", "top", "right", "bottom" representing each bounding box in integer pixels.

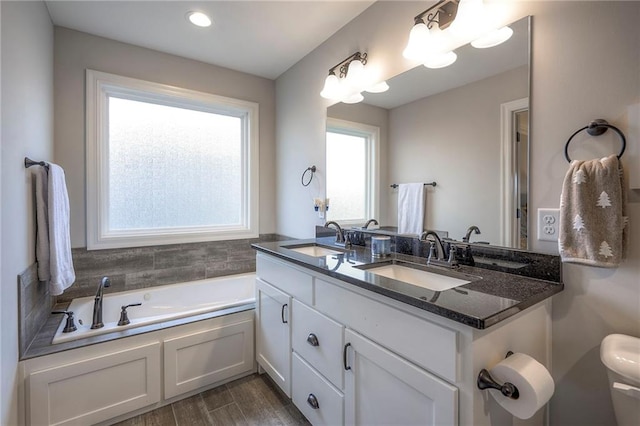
[{"left": 326, "top": 16, "right": 530, "bottom": 249}]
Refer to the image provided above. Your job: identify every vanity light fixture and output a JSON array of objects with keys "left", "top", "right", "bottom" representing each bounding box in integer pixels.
[
  {"left": 320, "top": 51, "right": 388, "bottom": 104},
  {"left": 403, "top": 0, "right": 513, "bottom": 68},
  {"left": 471, "top": 26, "right": 514, "bottom": 48},
  {"left": 186, "top": 11, "right": 212, "bottom": 28}
]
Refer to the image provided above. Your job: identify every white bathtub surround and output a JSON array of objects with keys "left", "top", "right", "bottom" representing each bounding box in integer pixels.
[
  {"left": 52, "top": 273, "right": 255, "bottom": 344},
  {"left": 21, "top": 309, "right": 255, "bottom": 426}
]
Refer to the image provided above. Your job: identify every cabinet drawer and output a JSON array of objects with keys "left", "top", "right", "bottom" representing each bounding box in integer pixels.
[
  {"left": 292, "top": 353, "right": 344, "bottom": 426},
  {"left": 315, "top": 278, "right": 458, "bottom": 382},
  {"left": 292, "top": 300, "right": 344, "bottom": 389},
  {"left": 257, "top": 253, "right": 314, "bottom": 305}
]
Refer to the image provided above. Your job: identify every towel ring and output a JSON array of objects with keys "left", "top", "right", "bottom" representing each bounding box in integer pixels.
[
  {"left": 301, "top": 165, "right": 316, "bottom": 187},
  {"left": 564, "top": 119, "right": 626, "bottom": 162}
]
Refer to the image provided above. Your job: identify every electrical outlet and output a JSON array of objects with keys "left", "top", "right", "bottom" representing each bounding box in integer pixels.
[{"left": 537, "top": 208, "right": 560, "bottom": 242}]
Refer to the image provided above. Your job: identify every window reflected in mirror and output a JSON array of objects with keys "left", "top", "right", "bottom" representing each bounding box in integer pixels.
[{"left": 325, "top": 118, "right": 379, "bottom": 225}]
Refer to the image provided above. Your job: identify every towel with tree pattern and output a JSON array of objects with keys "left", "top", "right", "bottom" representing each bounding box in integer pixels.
[{"left": 559, "top": 154, "right": 628, "bottom": 267}]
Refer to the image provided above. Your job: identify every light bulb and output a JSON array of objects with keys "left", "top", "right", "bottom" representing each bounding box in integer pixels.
[
  {"left": 187, "top": 11, "right": 212, "bottom": 28},
  {"left": 423, "top": 51, "right": 457, "bottom": 69},
  {"left": 471, "top": 26, "right": 513, "bottom": 48},
  {"left": 342, "top": 92, "right": 364, "bottom": 104},
  {"left": 344, "top": 59, "right": 367, "bottom": 92},
  {"left": 365, "top": 81, "right": 389, "bottom": 93},
  {"left": 320, "top": 73, "right": 341, "bottom": 100},
  {"left": 448, "top": 0, "right": 484, "bottom": 39},
  {"left": 403, "top": 22, "right": 431, "bottom": 60}
]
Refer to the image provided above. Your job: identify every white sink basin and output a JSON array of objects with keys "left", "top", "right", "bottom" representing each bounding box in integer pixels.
[
  {"left": 364, "top": 263, "right": 471, "bottom": 292},
  {"left": 286, "top": 245, "right": 345, "bottom": 257}
]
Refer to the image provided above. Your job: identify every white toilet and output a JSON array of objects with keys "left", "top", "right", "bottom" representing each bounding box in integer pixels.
[{"left": 600, "top": 334, "right": 640, "bottom": 426}]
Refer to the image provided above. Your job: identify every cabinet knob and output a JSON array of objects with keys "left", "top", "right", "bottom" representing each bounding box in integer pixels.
[
  {"left": 307, "top": 393, "right": 320, "bottom": 409},
  {"left": 307, "top": 333, "right": 319, "bottom": 347}
]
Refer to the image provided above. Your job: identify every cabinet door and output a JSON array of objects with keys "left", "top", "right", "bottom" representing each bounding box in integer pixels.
[
  {"left": 164, "top": 317, "right": 254, "bottom": 399},
  {"left": 27, "top": 342, "right": 160, "bottom": 426},
  {"left": 256, "top": 278, "right": 292, "bottom": 396},
  {"left": 344, "top": 330, "right": 458, "bottom": 426}
]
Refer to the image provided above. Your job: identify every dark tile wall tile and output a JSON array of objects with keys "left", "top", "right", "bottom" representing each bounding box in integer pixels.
[
  {"left": 56, "top": 234, "right": 289, "bottom": 303},
  {"left": 18, "top": 263, "right": 53, "bottom": 357}
]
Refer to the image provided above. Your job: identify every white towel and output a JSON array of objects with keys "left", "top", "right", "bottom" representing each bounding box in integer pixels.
[
  {"left": 34, "top": 167, "right": 50, "bottom": 281},
  {"left": 559, "top": 155, "right": 628, "bottom": 267},
  {"left": 34, "top": 163, "right": 76, "bottom": 295},
  {"left": 397, "top": 183, "right": 426, "bottom": 235}
]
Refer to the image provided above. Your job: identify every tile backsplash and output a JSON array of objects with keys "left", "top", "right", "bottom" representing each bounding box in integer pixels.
[
  {"left": 60, "top": 233, "right": 289, "bottom": 303},
  {"left": 18, "top": 263, "right": 52, "bottom": 356}
]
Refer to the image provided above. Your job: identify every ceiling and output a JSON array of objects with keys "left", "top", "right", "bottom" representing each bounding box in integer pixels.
[{"left": 45, "top": 1, "right": 375, "bottom": 80}]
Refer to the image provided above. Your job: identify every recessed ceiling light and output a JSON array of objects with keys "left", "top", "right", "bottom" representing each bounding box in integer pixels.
[{"left": 187, "top": 11, "right": 212, "bottom": 28}]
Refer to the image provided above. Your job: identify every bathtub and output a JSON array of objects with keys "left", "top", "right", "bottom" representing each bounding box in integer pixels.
[{"left": 52, "top": 273, "right": 256, "bottom": 344}]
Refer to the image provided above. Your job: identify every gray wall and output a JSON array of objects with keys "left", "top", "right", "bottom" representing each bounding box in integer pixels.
[
  {"left": 54, "top": 27, "right": 277, "bottom": 247},
  {"left": 1, "top": 1, "right": 54, "bottom": 424},
  {"left": 275, "top": 1, "right": 640, "bottom": 424}
]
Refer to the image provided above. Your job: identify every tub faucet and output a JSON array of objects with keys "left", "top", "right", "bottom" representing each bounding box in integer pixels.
[
  {"left": 363, "top": 219, "right": 379, "bottom": 229},
  {"left": 463, "top": 225, "right": 481, "bottom": 243},
  {"left": 324, "top": 221, "right": 350, "bottom": 248},
  {"left": 91, "top": 276, "right": 111, "bottom": 329}
]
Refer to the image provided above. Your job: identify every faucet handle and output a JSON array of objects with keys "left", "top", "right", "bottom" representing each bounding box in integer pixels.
[
  {"left": 51, "top": 310, "right": 77, "bottom": 333},
  {"left": 447, "top": 245, "right": 459, "bottom": 267},
  {"left": 118, "top": 303, "right": 142, "bottom": 326},
  {"left": 427, "top": 241, "right": 437, "bottom": 262}
]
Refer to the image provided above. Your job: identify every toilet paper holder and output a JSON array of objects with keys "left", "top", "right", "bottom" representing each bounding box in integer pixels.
[{"left": 477, "top": 351, "right": 520, "bottom": 399}]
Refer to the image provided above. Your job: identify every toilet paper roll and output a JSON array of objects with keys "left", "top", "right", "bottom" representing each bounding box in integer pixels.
[{"left": 489, "top": 352, "right": 555, "bottom": 419}]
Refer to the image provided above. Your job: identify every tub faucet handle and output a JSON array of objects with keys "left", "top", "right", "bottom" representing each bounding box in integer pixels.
[
  {"left": 118, "top": 303, "right": 142, "bottom": 326},
  {"left": 51, "top": 310, "right": 77, "bottom": 333}
]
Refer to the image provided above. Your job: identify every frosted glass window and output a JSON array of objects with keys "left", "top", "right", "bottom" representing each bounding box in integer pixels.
[
  {"left": 86, "top": 70, "right": 258, "bottom": 249},
  {"left": 108, "top": 97, "right": 242, "bottom": 230},
  {"left": 325, "top": 119, "right": 378, "bottom": 225},
  {"left": 326, "top": 132, "right": 367, "bottom": 222}
]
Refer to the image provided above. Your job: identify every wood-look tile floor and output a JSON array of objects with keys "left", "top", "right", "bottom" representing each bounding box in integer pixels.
[{"left": 113, "top": 374, "right": 310, "bottom": 426}]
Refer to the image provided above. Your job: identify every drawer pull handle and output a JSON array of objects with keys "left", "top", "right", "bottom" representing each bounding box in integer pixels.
[
  {"left": 307, "top": 393, "right": 320, "bottom": 409},
  {"left": 343, "top": 342, "right": 352, "bottom": 370},
  {"left": 281, "top": 304, "right": 288, "bottom": 324},
  {"left": 307, "top": 333, "right": 319, "bottom": 347}
]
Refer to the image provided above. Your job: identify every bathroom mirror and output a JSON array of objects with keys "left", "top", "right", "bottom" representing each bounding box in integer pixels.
[{"left": 327, "top": 16, "right": 530, "bottom": 249}]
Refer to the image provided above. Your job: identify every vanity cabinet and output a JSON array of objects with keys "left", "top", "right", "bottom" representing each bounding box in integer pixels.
[
  {"left": 256, "top": 253, "right": 461, "bottom": 425},
  {"left": 255, "top": 252, "right": 552, "bottom": 426}
]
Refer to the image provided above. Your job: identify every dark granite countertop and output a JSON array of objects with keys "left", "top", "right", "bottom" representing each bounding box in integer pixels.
[{"left": 252, "top": 238, "right": 563, "bottom": 329}]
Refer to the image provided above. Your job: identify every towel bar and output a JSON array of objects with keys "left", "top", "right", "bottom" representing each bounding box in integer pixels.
[
  {"left": 390, "top": 182, "right": 437, "bottom": 188},
  {"left": 564, "top": 119, "right": 626, "bottom": 162},
  {"left": 24, "top": 157, "right": 49, "bottom": 169}
]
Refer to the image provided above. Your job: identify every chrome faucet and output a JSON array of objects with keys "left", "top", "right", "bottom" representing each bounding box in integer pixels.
[
  {"left": 420, "top": 231, "right": 458, "bottom": 268},
  {"left": 363, "top": 218, "right": 379, "bottom": 229},
  {"left": 91, "top": 277, "right": 111, "bottom": 329},
  {"left": 463, "top": 225, "right": 481, "bottom": 243},
  {"left": 324, "top": 221, "right": 350, "bottom": 247}
]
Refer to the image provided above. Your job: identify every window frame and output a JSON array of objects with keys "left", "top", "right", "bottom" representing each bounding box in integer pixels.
[
  {"left": 325, "top": 117, "right": 380, "bottom": 226},
  {"left": 86, "top": 69, "right": 259, "bottom": 250}
]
